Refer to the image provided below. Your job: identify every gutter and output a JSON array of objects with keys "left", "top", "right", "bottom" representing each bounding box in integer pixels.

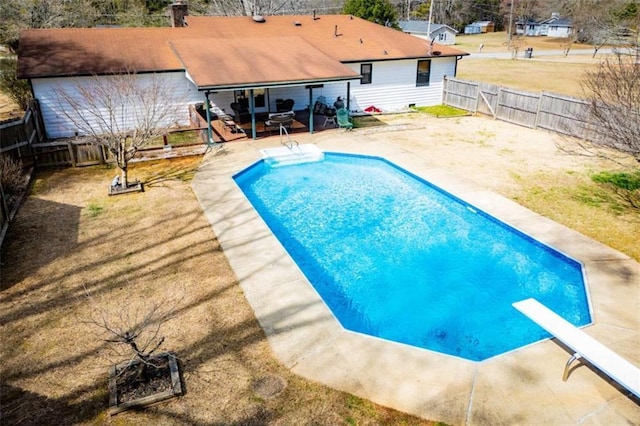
[{"left": 196, "top": 75, "right": 361, "bottom": 92}]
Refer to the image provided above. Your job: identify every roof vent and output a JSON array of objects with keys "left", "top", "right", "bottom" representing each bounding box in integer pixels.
[
  {"left": 253, "top": 15, "right": 265, "bottom": 23},
  {"left": 294, "top": 21, "right": 301, "bottom": 26}
]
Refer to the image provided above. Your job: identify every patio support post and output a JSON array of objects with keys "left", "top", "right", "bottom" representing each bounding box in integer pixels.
[
  {"left": 249, "top": 89, "right": 257, "bottom": 140},
  {"left": 204, "top": 91, "right": 214, "bottom": 144},
  {"left": 308, "top": 88, "right": 314, "bottom": 134},
  {"left": 346, "top": 82, "right": 351, "bottom": 111}
]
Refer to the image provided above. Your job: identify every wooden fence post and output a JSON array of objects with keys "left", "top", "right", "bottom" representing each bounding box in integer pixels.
[
  {"left": 443, "top": 76, "right": 449, "bottom": 106},
  {"left": 67, "top": 140, "right": 77, "bottom": 167},
  {"left": 533, "top": 92, "right": 544, "bottom": 129}
]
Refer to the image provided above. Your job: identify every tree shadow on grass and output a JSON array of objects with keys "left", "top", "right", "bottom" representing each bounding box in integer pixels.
[
  {"left": 0, "top": 381, "right": 107, "bottom": 425},
  {"left": 1, "top": 197, "right": 81, "bottom": 291}
]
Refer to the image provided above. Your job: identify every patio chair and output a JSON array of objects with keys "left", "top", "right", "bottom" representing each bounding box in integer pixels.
[
  {"left": 323, "top": 107, "right": 337, "bottom": 127},
  {"left": 336, "top": 108, "right": 353, "bottom": 130},
  {"left": 230, "top": 102, "right": 251, "bottom": 124},
  {"left": 280, "top": 98, "right": 295, "bottom": 112}
]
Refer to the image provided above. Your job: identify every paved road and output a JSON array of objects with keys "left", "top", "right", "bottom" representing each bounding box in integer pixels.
[{"left": 467, "top": 48, "right": 614, "bottom": 59}]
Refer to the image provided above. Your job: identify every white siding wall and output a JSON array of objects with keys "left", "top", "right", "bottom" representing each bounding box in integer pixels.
[
  {"left": 344, "top": 57, "right": 457, "bottom": 112},
  {"left": 433, "top": 30, "right": 457, "bottom": 45},
  {"left": 32, "top": 72, "right": 203, "bottom": 139},
  {"left": 209, "top": 83, "right": 355, "bottom": 116},
  {"left": 269, "top": 84, "right": 351, "bottom": 111},
  {"left": 404, "top": 31, "right": 456, "bottom": 45},
  {"left": 207, "top": 91, "right": 235, "bottom": 115},
  {"left": 34, "top": 58, "right": 458, "bottom": 138},
  {"left": 547, "top": 27, "right": 571, "bottom": 38},
  {"left": 210, "top": 58, "right": 458, "bottom": 115}
]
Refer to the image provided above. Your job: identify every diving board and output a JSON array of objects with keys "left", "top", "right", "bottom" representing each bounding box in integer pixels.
[{"left": 513, "top": 298, "right": 640, "bottom": 398}]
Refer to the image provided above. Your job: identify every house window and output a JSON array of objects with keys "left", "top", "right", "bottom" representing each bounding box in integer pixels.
[
  {"left": 235, "top": 89, "right": 265, "bottom": 108},
  {"left": 360, "top": 63, "right": 372, "bottom": 84},
  {"left": 416, "top": 60, "right": 431, "bottom": 87}
]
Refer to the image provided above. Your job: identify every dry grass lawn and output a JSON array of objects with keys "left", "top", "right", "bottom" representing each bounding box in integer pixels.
[
  {"left": 455, "top": 31, "right": 613, "bottom": 98},
  {"left": 0, "top": 157, "right": 435, "bottom": 425},
  {"left": 0, "top": 91, "right": 22, "bottom": 121}
]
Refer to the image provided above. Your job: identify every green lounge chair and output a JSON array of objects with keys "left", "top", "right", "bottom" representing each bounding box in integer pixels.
[{"left": 336, "top": 108, "right": 353, "bottom": 130}]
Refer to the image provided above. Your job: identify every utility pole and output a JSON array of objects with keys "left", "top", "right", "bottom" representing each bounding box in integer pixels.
[
  {"left": 507, "top": 1, "right": 514, "bottom": 49},
  {"left": 427, "top": 0, "right": 434, "bottom": 42}
]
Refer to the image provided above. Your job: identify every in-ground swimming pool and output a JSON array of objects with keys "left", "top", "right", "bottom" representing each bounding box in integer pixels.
[{"left": 234, "top": 153, "right": 591, "bottom": 361}]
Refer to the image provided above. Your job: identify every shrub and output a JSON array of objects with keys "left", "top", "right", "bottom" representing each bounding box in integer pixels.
[
  {"left": 591, "top": 170, "right": 640, "bottom": 210},
  {"left": 0, "top": 155, "right": 25, "bottom": 194},
  {"left": 0, "top": 57, "right": 32, "bottom": 111}
]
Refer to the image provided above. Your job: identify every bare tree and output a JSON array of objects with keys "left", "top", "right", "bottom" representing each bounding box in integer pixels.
[
  {"left": 205, "top": 0, "right": 334, "bottom": 16},
  {"left": 0, "top": 57, "right": 32, "bottom": 110},
  {"left": 54, "top": 72, "right": 186, "bottom": 190},
  {"left": 580, "top": 52, "right": 640, "bottom": 164},
  {"left": 82, "top": 287, "right": 183, "bottom": 384},
  {"left": 0, "top": 0, "right": 97, "bottom": 51}
]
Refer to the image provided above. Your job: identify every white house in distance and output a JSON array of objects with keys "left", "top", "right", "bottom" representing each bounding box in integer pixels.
[
  {"left": 17, "top": 4, "right": 468, "bottom": 140},
  {"left": 516, "top": 13, "right": 573, "bottom": 38},
  {"left": 398, "top": 21, "right": 458, "bottom": 45}
]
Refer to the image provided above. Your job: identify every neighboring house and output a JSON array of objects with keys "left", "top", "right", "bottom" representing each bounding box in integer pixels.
[
  {"left": 17, "top": 6, "right": 468, "bottom": 140},
  {"left": 516, "top": 14, "right": 573, "bottom": 38},
  {"left": 544, "top": 17, "right": 573, "bottom": 38},
  {"left": 465, "top": 21, "right": 494, "bottom": 34},
  {"left": 515, "top": 19, "right": 544, "bottom": 37},
  {"left": 398, "top": 21, "right": 458, "bottom": 45}
]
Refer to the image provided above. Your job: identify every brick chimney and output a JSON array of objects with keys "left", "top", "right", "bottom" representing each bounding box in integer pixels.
[{"left": 169, "top": 1, "right": 188, "bottom": 28}]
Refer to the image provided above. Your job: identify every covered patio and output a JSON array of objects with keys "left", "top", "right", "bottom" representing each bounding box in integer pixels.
[
  {"left": 193, "top": 107, "right": 345, "bottom": 142},
  {"left": 170, "top": 36, "right": 361, "bottom": 142}
]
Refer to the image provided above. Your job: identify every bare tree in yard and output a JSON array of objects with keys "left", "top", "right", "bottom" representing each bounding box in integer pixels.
[
  {"left": 205, "top": 0, "right": 339, "bottom": 16},
  {"left": 82, "top": 287, "right": 183, "bottom": 385},
  {"left": 0, "top": 58, "right": 32, "bottom": 110},
  {"left": 554, "top": 0, "right": 634, "bottom": 57},
  {"left": 579, "top": 53, "right": 640, "bottom": 165},
  {"left": 0, "top": 0, "right": 97, "bottom": 51},
  {"left": 54, "top": 72, "right": 185, "bottom": 190}
]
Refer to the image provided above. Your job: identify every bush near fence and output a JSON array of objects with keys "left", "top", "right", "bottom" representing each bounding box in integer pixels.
[{"left": 442, "top": 76, "right": 591, "bottom": 139}]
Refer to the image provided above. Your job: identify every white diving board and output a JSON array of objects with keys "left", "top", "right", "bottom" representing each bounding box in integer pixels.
[{"left": 513, "top": 298, "right": 640, "bottom": 398}]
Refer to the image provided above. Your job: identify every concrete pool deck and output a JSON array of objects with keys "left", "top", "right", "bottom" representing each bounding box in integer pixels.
[{"left": 192, "top": 123, "right": 640, "bottom": 425}]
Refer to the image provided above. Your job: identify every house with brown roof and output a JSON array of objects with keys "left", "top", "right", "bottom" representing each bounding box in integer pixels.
[{"left": 17, "top": 6, "right": 468, "bottom": 140}]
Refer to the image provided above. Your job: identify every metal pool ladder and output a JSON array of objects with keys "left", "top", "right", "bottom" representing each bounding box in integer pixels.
[{"left": 279, "top": 124, "right": 299, "bottom": 150}]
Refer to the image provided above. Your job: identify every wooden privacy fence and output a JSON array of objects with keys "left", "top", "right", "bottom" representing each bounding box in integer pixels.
[
  {"left": 442, "top": 76, "right": 591, "bottom": 139},
  {"left": 30, "top": 139, "right": 110, "bottom": 167},
  {"left": 0, "top": 100, "right": 46, "bottom": 167},
  {"left": 2, "top": 103, "right": 207, "bottom": 169}
]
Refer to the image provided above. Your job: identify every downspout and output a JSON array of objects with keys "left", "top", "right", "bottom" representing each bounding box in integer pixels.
[
  {"left": 346, "top": 82, "right": 351, "bottom": 111},
  {"left": 249, "top": 89, "right": 256, "bottom": 140},
  {"left": 308, "top": 88, "right": 314, "bottom": 134},
  {"left": 204, "top": 91, "right": 214, "bottom": 144}
]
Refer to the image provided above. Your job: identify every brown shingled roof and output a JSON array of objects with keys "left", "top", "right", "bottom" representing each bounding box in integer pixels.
[
  {"left": 185, "top": 15, "right": 467, "bottom": 62},
  {"left": 18, "top": 14, "right": 468, "bottom": 89},
  {"left": 17, "top": 27, "right": 183, "bottom": 79},
  {"left": 170, "top": 37, "right": 359, "bottom": 89}
]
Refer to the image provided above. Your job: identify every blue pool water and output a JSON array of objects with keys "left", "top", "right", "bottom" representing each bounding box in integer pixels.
[{"left": 234, "top": 153, "right": 591, "bottom": 361}]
